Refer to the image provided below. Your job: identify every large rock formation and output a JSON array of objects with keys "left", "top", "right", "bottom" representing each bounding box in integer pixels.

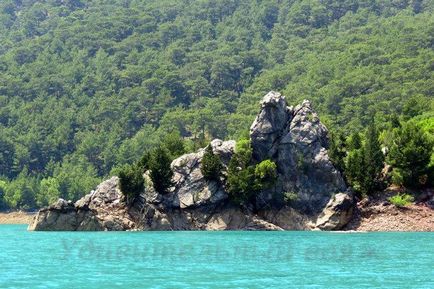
[
  {"left": 29, "top": 91, "right": 353, "bottom": 231},
  {"left": 250, "top": 91, "right": 347, "bottom": 214},
  {"left": 28, "top": 177, "right": 136, "bottom": 231}
]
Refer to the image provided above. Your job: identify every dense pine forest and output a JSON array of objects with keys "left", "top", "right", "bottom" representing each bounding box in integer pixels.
[{"left": 0, "top": 0, "right": 433, "bottom": 210}]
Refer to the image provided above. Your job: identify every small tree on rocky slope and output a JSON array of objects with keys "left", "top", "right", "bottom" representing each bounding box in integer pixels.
[
  {"left": 201, "top": 144, "right": 223, "bottom": 181},
  {"left": 149, "top": 146, "right": 174, "bottom": 194},
  {"left": 118, "top": 163, "right": 144, "bottom": 204}
]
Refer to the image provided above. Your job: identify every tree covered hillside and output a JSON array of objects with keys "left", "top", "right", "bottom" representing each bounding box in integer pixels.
[{"left": 0, "top": 0, "right": 433, "bottom": 209}]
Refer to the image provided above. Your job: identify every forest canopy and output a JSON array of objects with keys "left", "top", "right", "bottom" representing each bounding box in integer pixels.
[{"left": 0, "top": 0, "right": 433, "bottom": 209}]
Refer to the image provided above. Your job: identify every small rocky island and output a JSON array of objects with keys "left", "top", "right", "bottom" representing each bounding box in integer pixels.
[{"left": 29, "top": 91, "right": 354, "bottom": 231}]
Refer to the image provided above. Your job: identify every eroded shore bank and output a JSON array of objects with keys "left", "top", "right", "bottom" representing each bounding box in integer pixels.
[{"left": 0, "top": 212, "right": 35, "bottom": 224}]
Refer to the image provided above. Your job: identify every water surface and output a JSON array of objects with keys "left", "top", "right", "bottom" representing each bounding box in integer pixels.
[{"left": 1, "top": 225, "right": 433, "bottom": 288}]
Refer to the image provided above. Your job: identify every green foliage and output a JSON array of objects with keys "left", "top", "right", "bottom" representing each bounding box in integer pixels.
[
  {"left": 0, "top": 1, "right": 432, "bottom": 207},
  {"left": 388, "top": 121, "right": 433, "bottom": 188},
  {"left": 329, "top": 131, "right": 346, "bottom": 173},
  {"left": 149, "top": 146, "right": 174, "bottom": 194},
  {"left": 228, "top": 141, "right": 278, "bottom": 204},
  {"left": 51, "top": 155, "right": 101, "bottom": 201},
  {"left": 235, "top": 138, "right": 253, "bottom": 165},
  {"left": 345, "top": 148, "right": 365, "bottom": 193},
  {"left": 227, "top": 160, "right": 256, "bottom": 205},
  {"left": 388, "top": 193, "right": 414, "bottom": 207},
  {"left": 137, "top": 151, "right": 152, "bottom": 173},
  {"left": 344, "top": 121, "right": 384, "bottom": 195},
  {"left": 118, "top": 163, "right": 144, "bottom": 204},
  {"left": 3, "top": 168, "right": 38, "bottom": 210},
  {"left": 283, "top": 191, "right": 299, "bottom": 204},
  {"left": 254, "top": 160, "right": 277, "bottom": 189},
  {"left": 362, "top": 121, "right": 385, "bottom": 192},
  {"left": 162, "top": 132, "right": 186, "bottom": 159},
  {"left": 0, "top": 180, "right": 7, "bottom": 210},
  {"left": 201, "top": 144, "right": 223, "bottom": 181},
  {"left": 227, "top": 138, "right": 256, "bottom": 204},
  {"left": 37, "top": 177, "right": 61, "bottom": 207}
]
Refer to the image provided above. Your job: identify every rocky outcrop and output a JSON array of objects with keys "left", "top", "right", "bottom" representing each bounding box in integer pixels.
[
  {"left": 158, "top": 139, "right": 235, "bottom": 209},
  {"left": 314, "top": 193, "right": 354, "bottom": 230},
  {"left": 29, "top": 91, "right": 354, "bottom": 231},
  {"left": 28, "top": 177, "right": 136, "bottom": 231},
  {"left": 251, "top": 91, "right": 347, "bottom": 214}
]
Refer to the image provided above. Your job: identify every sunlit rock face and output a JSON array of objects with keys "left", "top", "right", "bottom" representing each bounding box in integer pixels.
[
  {"left": 250, "top": 91, "right": 347, "bottom": 214},
  {"left": 29, "top": 91, "right": 353, "bottom": 232}
]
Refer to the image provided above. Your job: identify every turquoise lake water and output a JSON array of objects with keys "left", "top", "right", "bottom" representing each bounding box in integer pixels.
[{"left": 0, "top": 225, "right": 433, "bottom": 289}]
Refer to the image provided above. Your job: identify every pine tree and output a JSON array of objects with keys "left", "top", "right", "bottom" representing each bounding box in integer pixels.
[
  {"left": 361, "top": 121, "right": 384, "bottom": 193},
  {"left": 149, "top": 146, "right": 174, "bottom": 194},
  {"left": 118, "top": 163, "right": 144, "bottom": 204},
  {"left": 201, "top": 144, "right": 223, "bottom": 181},
  {"left": 345, "top": 148, "right": 365, "bottom": 193},
  {"left": 163, "top": 132, "right": 186, "bottom": 159},
  {"left": 344, "top": 121, "right": 384, "bottom": 196},
  {"left": 388, "top": 122, "right": 432, "bottom": 187},
  {"left": 329, "top": 131, "right": 346, "bottom": 173}
]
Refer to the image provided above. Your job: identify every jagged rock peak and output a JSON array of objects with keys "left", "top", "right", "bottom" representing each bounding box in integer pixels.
[
  {"left": 28, "top": 91, "right": 353, "bottom": 231},
  {"left": 250, "top": 91, "right": 347, "bottom": 214},
  {"left": 259, "top": 91, "right": 287, "bottom": 107}
]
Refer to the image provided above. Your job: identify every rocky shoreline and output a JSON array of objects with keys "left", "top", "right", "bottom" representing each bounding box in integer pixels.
[
  {"left": 26, "top": 91, "right": 434, "bottom": 232},
  {"left": 0, "top": 211, "right": 35, "bottom": 224},
  {"left": 345, "top": 188, "right": 434, "bottom": 232}
]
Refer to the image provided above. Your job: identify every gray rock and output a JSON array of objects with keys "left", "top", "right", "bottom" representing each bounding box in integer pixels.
[
  {"left": 315, "top": 193, "right": 354, "bottom": 230},
  {"left": 29, "top": 91, "right": 353, "bottom": 232},
  {"left": 28, "top": 177, "right": 136, "bottom": 231},
  {"left": 250, "top": 92, "right": 348, "bottom": 215},
  {"left": 163, "top": 139, "right": 235, "bottom": 209}
]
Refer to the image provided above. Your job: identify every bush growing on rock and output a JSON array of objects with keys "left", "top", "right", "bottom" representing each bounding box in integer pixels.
[
  {"left": 201, "top": 144, "right": 223, "bottom": 181},
  {"left": 118, "top": 163, "right": 144, "bottom": 204},
  {"left": 283, "top": 191, "right": 299, "bottom": 204},
  {"left": 227, "top": 140, "right": 278, "bottom": 204},
  {"left": 254, "top": 160, "right": 277, "bottom": 189},
  {"left": 235, "top": 138, "right": 252, "bottom": 166},
  {"left": 149, "top": 146, "right": 174, "bottom": 194},
  {"left": 227, "top": 139, "right": 256, "bottom": 204},
  {"left": 227, "top": 160, "right": 256, "bottom": 205}
]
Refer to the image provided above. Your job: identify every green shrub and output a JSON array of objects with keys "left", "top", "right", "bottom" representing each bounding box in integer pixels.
[
  {"left": 149, "top": 146, "right": 174, "bottom": 194},
  {"left": 391, "top": 169, "right": 404, "bottom": 186},
  {"left": 227, "top": 161, "right": 256, "bottom": 205},
  {"left": 201, "top": 144, "right": 223, "bottom": 181},
  {"left": 227, "top": 146, "right": 279, "bottom": 204},
  {"left": 37, "top": 177, "right": 61, "bottom": 207},
  {"left": 387, "top": 122, "right": 432, "bottom": 188},
  {"left": 118, "top": 163, "right": 144, "bottom": 204},
  {"left": 0, "top": 180, "right": 7, "bottom": 210},
  {"left": 254, "top": 160, "right": 277, "bottom": 189},
  {"left": 388, "top": 194, "right": 414, "bottom": 207},
  {"left": 163, "top": 132, "right": 186, "bottom": 159},
  {"left": 137, "top": 151, "right": 151, "bottom": 172},
  {"left": 344, "top": 120, "right": 384, "bottom": 196},
  {"left": 235, "top": 138, "right": 252, "bottom": 165},
  {"left": 283, "top": 191, "right": 298, "bottom": 204}
]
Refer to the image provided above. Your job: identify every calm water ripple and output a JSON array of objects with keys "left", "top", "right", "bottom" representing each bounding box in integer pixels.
[{"left": 0, "top": 225, "right": 433, "bottom": 289}]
